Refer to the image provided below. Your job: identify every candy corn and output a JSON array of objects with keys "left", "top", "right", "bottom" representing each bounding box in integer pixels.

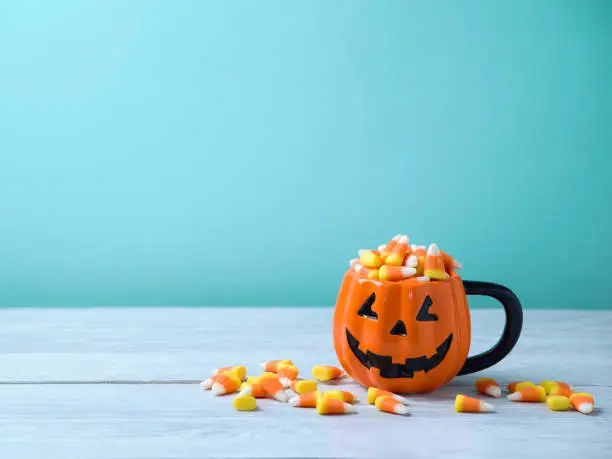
[
  {"left": 359, "top": 250, "right": 384, "bottom": 268},
  {"left": 312, "top": 365, "right": 344, "bottom": 381},
  {"left": 354, "top": 264, "right": 379, "bottom": 280},
  {"left": 260, "top": 360, "right": 293, "bottom": 373},
  {"left": 441, "top": 251, "right": 462, "bottom": 270},
  {"left": 290, "top": 379, "right": 318, "bottom": 394},
  {"left": 507, "top": 381, "right": 535, "bottom": 393},
  {"left": 375, "top": 396, "right": 409, "bottom": 415},
  {"left": 547, "top": 395, "right": 570, "bottom": 411},
  {"left": 507, "top": 385, "right": 546, "bottom": 402},
  {"left": 540, "top": 380, "right": 557, "bottom": 394},
  {"left": 233, "top": 394, "right": 257, "bottom": 411},
  {"left": 385, "top": 235, "right": 409, "bottom": 266},
  {"left": 454, "top": 394, "right": 494, "bottom": 413},
  {"left": 211, "top": 373, "right": 241, "bottom": 396},
  {"left": 259, "top": 374, "right": 289, "bottom": 402},
  {"left": 424, "top": 244, "right": 448, "bottom": 280},
  {"left": 352, "top": 235, "right": 460, "bottom": 283},
  {"left": 278, "top": 365, "right": 299, "bottom": 387},
  {"left": 245, "top": 376, "right": 259, "bottom": 385},
  {"left": 549, "top": 383, "right": 573, "bottom": 398},
  {"left": 200, "top": 373, "right": 239, "bottom": 391},
  {"left": 316, "top": 396, "right": 356, "bottom": 415},
  {"left": 474, "top": 378, "right": 501, "bottom": 398},
  {"left": 380, "top": 235, "right": 402, "bottom": 259},
  {"left": 569, "top": 392, "right": 594, "bottom": 414},
  {"left": 289, "top": 391, "right": 321, "bottom": 408},
  {"left": 367, "top": 387, "right": 408, "bottom": 405},
  {"left": 404, "top": 254, "right": 418, "bottom": 268},
  {"left": 211, "top": 365, "right": 246, "bottom": 381},
  {"left": 379, "top": 265, "right": 416, "bottom": 282},
  {"left": 324, "top": 390, "right": 358, "bottom": 404},
  {"left": 239, "top": 382, "right": 267, "bottom": 398}
]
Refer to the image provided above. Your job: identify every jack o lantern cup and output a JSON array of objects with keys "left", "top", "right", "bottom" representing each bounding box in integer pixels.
[{"left": 333, "top": 270, "right": 522, "bottom": 394}]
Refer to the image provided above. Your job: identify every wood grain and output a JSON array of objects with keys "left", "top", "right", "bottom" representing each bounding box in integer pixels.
[{"left": 0, "top": 308, "right": 610, "bottom": 458}]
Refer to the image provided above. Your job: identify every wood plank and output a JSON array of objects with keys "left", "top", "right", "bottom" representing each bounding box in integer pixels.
[
  {"left": 0, "top": 383, "right": 609, "bottom": 459},
  {"left": 1, "top": 309, "right": 611, "bottom": 386}
]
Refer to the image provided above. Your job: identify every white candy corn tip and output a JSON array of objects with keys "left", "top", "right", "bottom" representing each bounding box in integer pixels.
[
  {"left": 393, "top": 394, "right": 409, "bottom": 404},
  {"left": 211, "top": 383, "right": 226, "bottom": 395},
  {"left": 398, "top": 235, "right": 409, "bottom": 244},
  {"left": 507, "top": 392, "right": 521, "bottom": 401},
  {"left": 349, "top": 258, "right": 359, "bottom": 267},
  {"left": 260, "top": 362, "right": 267, "bottom": 370},
  {"left": 392, "top": 234, "right": 402, "bottom": 241},
  {"left": 417, "top": 276, "right": 430, "bottom": 282},
  {"left": 239, "top": 386, "right": 252, "bottom": 397},
  {"left": 273, "top": 390, "right": 289, "bottom": 403},
  {"left": 486, "top": 386, "right": 502, "bottom": 398},
  {"left": 401, "top": 267, "right": 417, "bottom": 277},
  {"left": 343, "top": 402, "right": 357, "bottom": 413},
  {"left": 200, "top": 379, "right": 213, "bottom": 390},
  {"left": 288, "top": 396, "right": 300, "bottom": 406},
  {"left": 393, "top": 404, "right": 409, "bottom": 415},
  {"left": 279, "top": 377, "right": 292, "bottom": 388},
  {"left": 453, "top": 259, "right": 463, "bottom": 269},
  {"left": 354, "top": 264, "right": 364, "bottom": 273},
  {"left": 480, "top": 401, "right": 494, "bottom": 412},
  {"left": 377, "top": 244, "right": 386, "bottom": 252},
  {"left": 405, "top": 255, "right": 418, "bottom": 267},
  {"left": 577, "top": 402, "right": 594, "bottom": 414},
  {"left": 427, "top": 243, "right": 441, "bottom": 256}
]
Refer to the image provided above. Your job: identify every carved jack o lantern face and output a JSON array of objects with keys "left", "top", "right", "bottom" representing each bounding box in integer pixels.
[
  {"left": 333, "top": 270, "right": 471, "bottom": 393},
  {"left": 346, "top": 292, "right": 454, "bottom": 378}
]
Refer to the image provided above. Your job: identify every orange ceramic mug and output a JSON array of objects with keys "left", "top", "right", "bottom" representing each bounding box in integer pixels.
[{"left": 332, "top": 270, "right": 522, "bottom": 393}]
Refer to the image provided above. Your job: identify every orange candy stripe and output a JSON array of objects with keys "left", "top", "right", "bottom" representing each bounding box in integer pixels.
[
  {"left": 289, "top": 391, "right": 321, "bottom": 408},
  {"left": 375, "top": 396, "right": 408, "bottom": 415},
  {"left": 259, "top": 374, "right": 288, "bottom": 402},
  {"left": 379, "top": 265, "right": 416, "bottom": 282}
]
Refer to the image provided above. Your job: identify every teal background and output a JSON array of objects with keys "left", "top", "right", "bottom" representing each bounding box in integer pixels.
[{"left": 1, "top": 1, "right": 611, "bottom": 308}]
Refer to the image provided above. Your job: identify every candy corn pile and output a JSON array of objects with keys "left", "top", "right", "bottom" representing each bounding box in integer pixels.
[
  {"left": 455, "top": 377, "right": 595, "bottom": 414},
  {"left": 202, "top": 360, "right": 409, "bottom": 416},
  {"left": 201, "top": 362, "right": 596, "bottom": 416},
  {"left": 350, "top": 234, "right": 462, "bottom": 282}
]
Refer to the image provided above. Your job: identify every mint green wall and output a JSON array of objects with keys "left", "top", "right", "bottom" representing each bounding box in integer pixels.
[{"left": 1, "top": 1, "right": 610, "bottom": 308}]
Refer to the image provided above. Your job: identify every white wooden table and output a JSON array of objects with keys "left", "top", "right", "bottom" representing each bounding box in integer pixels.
[{"left": 1, "top": 308, "right": 610, "bottom": 459}]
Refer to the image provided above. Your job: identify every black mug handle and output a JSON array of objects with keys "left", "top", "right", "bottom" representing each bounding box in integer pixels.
[{"left": 458, "top": 280, "right": 523, "bottom": 376}]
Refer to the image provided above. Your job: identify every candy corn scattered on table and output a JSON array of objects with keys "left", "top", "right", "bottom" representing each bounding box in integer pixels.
[{"left": 1, "top": 308, "right": 611, "bottom": 459}]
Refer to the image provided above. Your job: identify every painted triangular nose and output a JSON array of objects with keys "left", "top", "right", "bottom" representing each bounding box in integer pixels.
[{"left": 390, "top": 320, "right": 407, "bottom": 336}]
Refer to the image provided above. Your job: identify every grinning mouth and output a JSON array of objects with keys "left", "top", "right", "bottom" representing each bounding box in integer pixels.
[{"left": 346, "top": 328, "right": 453, "bottom": 378}]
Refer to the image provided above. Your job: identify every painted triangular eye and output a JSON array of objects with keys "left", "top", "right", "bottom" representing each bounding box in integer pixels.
[
  {"left": 357, "top": 292, "right": 378, "bottom": 320},
  {"left": 416, "top": 295, "right": 438, "bottom": 321},
  {"left": 390, "top": 320, "right": 407, "bottom": 336}
]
